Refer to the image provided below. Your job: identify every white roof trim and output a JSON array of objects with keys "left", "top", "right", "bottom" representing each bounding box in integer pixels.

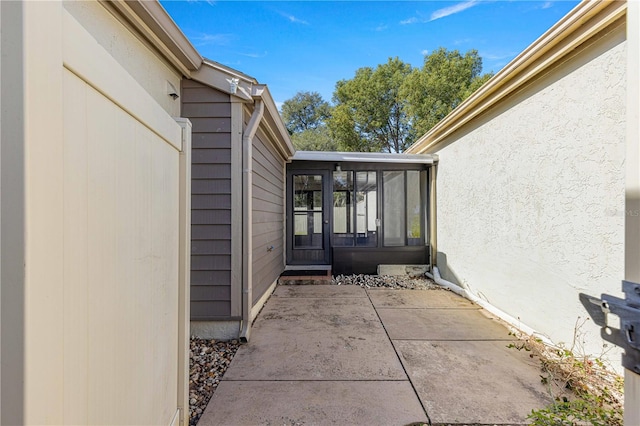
[
  {"left": 292, "top": 151, "right": 436, "bottom": 164},
  {"left": 406, "top": 0, "right": 626, "bottom": 154}
]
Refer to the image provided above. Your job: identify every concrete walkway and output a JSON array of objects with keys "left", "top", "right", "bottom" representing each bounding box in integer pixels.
[{"left": 198, "top": 285, "right": 553, "bottom": 425}]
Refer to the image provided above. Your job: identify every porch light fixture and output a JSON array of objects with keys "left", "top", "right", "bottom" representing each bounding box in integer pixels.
[{"left": 335, "top": 163, "right": 342, "bottom": 172}]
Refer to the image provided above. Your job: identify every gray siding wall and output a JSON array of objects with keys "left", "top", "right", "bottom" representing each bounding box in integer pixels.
[
  {"left": 182, "top": 80, "right": 233, "bottom": 320},
  {"left": 252, "top": 127, "right": 286, "bottom": 305}
]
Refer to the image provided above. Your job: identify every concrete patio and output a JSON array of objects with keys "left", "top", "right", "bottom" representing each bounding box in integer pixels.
[{"left": 198, "top": 285, "right": 553, "bottom": 425}]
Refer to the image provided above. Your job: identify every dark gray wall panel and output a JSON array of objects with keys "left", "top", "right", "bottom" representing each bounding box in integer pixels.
[
  {"left": 192, "top": 148, "right": 231, "bottom": 164},
  {"left": 192, "top": 132, "right": 231, "bottom": 149},
  {"left": 192, "top": 240, "right": 232, "bottom": 255},
  {"left": 192, "top": 194, "right": 231, "bottom": 209},
  {"left": 182, "top": 102, "right": 231, "bottom": 118},
  {"left": 191, "top": 224, "right": 231, "bottom": 240},
  {"left": 191, "top": 179, "right": 232, "bottom": 195},
  {"left": 192, "top": 164, "right": 231, "bottom": 179},
  {"left": 191, "top": 285, "right": 231, "bottom": 301},
  {"left": 191, "top": 301, "right": 232, "bottom": 319},
  {"left": 191, "top": 255, "right": 232, "bottom": 271},
  {"left": 251, "top": 132, "right": 286, "bottom": 306},
  {"left": 191, "top": 270, "right": 231, "bottom": 285},
  {"left": 182, "top": 79, "right": 234, "bottom": 320},
  {"left": 191, "top": 209, "right": 232, "bottom": 225}
]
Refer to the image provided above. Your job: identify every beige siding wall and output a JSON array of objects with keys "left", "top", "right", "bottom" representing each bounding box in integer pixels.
[
  {"left": 433, "top": 25, "right": 626, "bottom": 363},
  {"left": 63, "top": 1, "right": 182, "bottom": 117},
  {"left": 182, "top": 80, "right": 234, "bottom": 320},
  {"left": 252, "top": 128, "right": 286, "bottom": 305},
  {"left": 2, "top": 4, "right": 189, "bottom": 423}
]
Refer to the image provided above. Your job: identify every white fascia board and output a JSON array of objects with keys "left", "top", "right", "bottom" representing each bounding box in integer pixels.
[
  {"left": 191, "top": 60, "right": 255, "bottom": 101},
  {"left": 406, "top": 0, "right": 627, "bottom": 154},
  {"left": 106, "top": 0, "right": 202, "bottom": 74},
  {"left": 252, "top": 84, "right": 295, "bottom": 160},
  {"left": 292, "top": 151, "right": 435, "bottom": 165}
]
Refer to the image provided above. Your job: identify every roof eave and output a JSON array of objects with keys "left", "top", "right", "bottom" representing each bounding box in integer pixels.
[
  {"left": 406, "top": 0, "right": 627, "bottom": 154},
  {"left": 106, "top": 0, "right": 203, "bottom": 76},
  {"left": 252, "top": 85, "right": 296, "bottom": 160}
]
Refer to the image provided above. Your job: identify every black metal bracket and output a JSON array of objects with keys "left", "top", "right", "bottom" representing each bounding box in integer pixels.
[{"left": 580, "top": 280, "right": 640, "bottom": 374}]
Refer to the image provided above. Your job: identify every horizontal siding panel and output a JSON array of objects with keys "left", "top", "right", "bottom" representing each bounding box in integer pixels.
[
  {"left": 192, "top": 239, "right": 232, "bottom": 255},
  {"left": 252, "top": 198, "right": 283, "bottom": 214},
  {"left": 191, "top": 254, "right": 231, "bottom": 270},
  {"left": 252, "top": 186, "right": 284, "bottom": 206},
  {"left": 190, "top": 117, "right": 231, "bottom": 133},
  {"left": 191, "top": 285, "right": 231, "bottom": 301},
  {"left": 252, "top": 262, "right": 282, "bottom": 305},
  {"left": 191, "top": 300, "right": 231, "bottom": 318},
  {"left": 253, "top": 253, "right": 283, "bottom": 281},
  {"left": 192, "top": 179, "right": 231, "bottom": 195},
  {"left": 253, "top": 172, "right": 283, "bottom": 199},
  {"left": 191, "top": 270, "right": 231, "bottom": 285},
  {"left": 192, "top": 209, "right": 232, "bottom": 225},
  {"left": 182, "top": 102, "right": 231, "bottom": 118},
  {"left": 192, "top": 133, "right": 231, "bottom": 149},
  {"left": 253, "top": 252, "right": 283, "bottom": 274},
  {"left": 192, "top": 194, "right": 231, "bottom": 209},
  {"left": 182, "top": 86, "right": 230, "bottom": 103},
  {"left": 252, "top": 210, "right": 283, "bottom": 224},
  {"left": 192, "top": 148, "right": 231, "bottom": 164},
  {"left": 253, "top": 230, "right": 283, "bottom": 248},
  {"left": 253, "top": 139, "right": 284, "bottom": 175},
  {"left": 192, "top": 164, "right": 231, "bottom": 179},
  {"left": 252, "top": 155, "right": 284, "bottom": 187},
  {"left": 192, "top": 224, "right": 231, "bottom": 240}
]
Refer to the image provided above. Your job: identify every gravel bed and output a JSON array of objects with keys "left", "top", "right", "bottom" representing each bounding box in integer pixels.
[
  {"left": 332, "top": 274, "right": 441, "bottom": 290},
  {"left": 189, "top": 337, "right": 241, "bottom": 426}
]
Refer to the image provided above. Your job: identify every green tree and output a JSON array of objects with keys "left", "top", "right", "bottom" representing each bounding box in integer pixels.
[
  {"left": 281, "top": 91, "right": 332, "bottom": 134},
  {"left": 401, "top": 47, "right": 493, "bottom": 136},
  {"left": 328, "top": 57, "right": 413, "bottom": 153},
  {"left": 290, "top": 127, "right": 338, "bottom": 151}
]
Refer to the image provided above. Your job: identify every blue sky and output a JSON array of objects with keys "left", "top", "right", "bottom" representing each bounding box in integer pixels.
[{"left": 161, "top": 1, "right": 580, "bottom": 108}]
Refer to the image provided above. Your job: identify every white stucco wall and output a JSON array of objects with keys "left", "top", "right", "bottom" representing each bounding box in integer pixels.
[
  {"left": 63, "top": 1, "right": 182, "bottom": 117},
  {"left": 434, "top": 25, "right": 626, "bottom": 367}
]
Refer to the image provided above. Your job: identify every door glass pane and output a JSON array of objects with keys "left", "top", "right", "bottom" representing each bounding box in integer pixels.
[
  {"left": 293, "top": 174, "right": 323, "bottom": 248},
  {"left": 407, "top": 171, "right": 422, "bottom": 246},
  {"left": 333, "top": 171, "right": 354, "bottom": 246},
  {"left": 383, "top": 171, "right": 405, "bottom": 246},
  {"left": 356, "top": 171, "right": 377, "bottom": 247}
]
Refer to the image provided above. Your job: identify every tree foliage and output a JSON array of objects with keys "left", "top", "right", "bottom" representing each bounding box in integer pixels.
[
  {"left": 281, "top": 48, "right": 492, "bottom": 153},
  {"left": 401, "top": 48, "right": 493, "bottom": 136},
  {"left": 281, "top": 91, "right": 332, "bottom": 134},
  {"left": 290, "top": 127, "right": 338, "bottom": 152},
  {"left": 328, "top": 57, "right": 413, "bottom": 153}
]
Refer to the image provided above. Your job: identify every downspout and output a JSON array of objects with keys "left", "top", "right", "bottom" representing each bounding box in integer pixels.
[
  {"left": 239, "top": 97, "right": 264, "bottom": 342},
  {"left": 428, "top": 159, "right": 438, "bottom": 270}
]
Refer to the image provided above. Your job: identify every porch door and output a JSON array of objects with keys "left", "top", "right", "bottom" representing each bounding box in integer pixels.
[{"left": 288, "top": 171, "right": 331, "bottom": 264}]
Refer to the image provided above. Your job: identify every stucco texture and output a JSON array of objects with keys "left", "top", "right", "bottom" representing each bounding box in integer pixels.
[{"left": 434, "top": 28, "right": 626, "bottom": 366}]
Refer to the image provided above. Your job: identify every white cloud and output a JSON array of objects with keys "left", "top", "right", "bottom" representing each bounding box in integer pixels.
[
  {"left": 190, "top": 33, "right": 233, "bottom": 46},
  {"left": 420, "top": 49, "right": 429, "bottom": 56},
  {"left": 239, "top": 51, "right": 268, "bottom": 59},
  {"left": 279, "top": 11, "right": 309, "bottom": 25},
  {"left": 400, "top": 16, "right": 420, "bottom": 25},
  {"left": 430, "top": 1, "right": 479, "bottom": 21},
  {"left": 541, "top": 1, "right": 553, "bottom": 9},
  {"left": 375, "top": 24, "right": 389, "bottom": 31}
]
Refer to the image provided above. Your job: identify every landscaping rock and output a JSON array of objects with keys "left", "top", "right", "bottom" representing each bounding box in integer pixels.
[{"left": 189, "top": 337, "right": 241, "bottom": 426}]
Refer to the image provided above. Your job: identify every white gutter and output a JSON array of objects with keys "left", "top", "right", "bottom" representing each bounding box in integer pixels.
[
  {"left": 239, "top": 96, "right": 264, "bottom": 342},
  {"left": 426, "top": 266, "right": 552, "bottom": 345}
]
